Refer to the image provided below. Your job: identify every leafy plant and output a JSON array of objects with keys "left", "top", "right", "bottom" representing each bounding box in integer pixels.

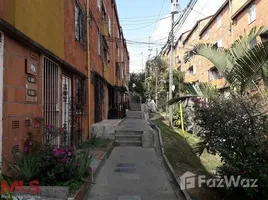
[
  {"left": 74, "top": 150, "right": 94, "bottom": 179},
  {"left": 194, "top": 95, "right": 268, "bottom": 199},
  {"left": 5, "top": 151, "right": 42, "bottom": 182}
]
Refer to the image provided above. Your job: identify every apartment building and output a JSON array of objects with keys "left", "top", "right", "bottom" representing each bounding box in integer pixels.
[
  {"left": 0, "top": 0, "right": 129, "bottom": 171},
  {"left": 89, "top": 0, "right": 129, "bottom": 124},
  {"left": 174, "top": 0, "right": 268, "bottom": 94}
]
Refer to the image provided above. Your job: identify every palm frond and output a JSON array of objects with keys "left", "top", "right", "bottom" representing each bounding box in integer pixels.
[
  {"left": 231, "top": 40, "right": 268, "bottom": 91},
  {"left": 184, "top": 43, "right": 232, "bottom": 79},
  {"left": 168, "top": 83, "right": 219, "bottom": 105}
]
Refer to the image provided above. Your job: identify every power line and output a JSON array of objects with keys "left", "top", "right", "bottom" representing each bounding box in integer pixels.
[{"left": 151, "top": 0, "right": 167, "bottom": 36}]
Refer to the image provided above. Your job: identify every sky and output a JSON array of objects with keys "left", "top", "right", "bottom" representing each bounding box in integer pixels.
[{"left": 116, "top": 0, "right": 225, "bottom": 73}]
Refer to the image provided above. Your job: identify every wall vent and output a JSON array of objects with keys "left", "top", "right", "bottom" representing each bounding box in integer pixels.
[
  {"left": 25, "top": 119, "right": 31, "bottom": 127},
  {"left": 12, "top": 120, "right": 19, "bottom": 129}
]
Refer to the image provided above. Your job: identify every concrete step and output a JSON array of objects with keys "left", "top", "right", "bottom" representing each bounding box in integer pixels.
[
  {"left": 115, "top": 140, "right": 142, "bottom": 147},
  {"left": 115, "top": 134, "right": 142, "bottom": 142},
  {"left": 126, "top": 116, "right": 143, "bottom": 119},
  {"left": 115, "top": 130, "right": 143, "bottom": 135}
]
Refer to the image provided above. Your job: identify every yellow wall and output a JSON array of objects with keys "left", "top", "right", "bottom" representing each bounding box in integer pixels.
[{"left": 9, "top": 0, "right": 64, "bottom": 57}]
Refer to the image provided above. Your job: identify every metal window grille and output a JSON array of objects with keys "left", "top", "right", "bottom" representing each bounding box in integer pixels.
[
  {"left": 75, "top": 1, "right": 85, "bottom": 46},
  {"left": 43, "top": 57, "right": 60, "bottom": 144}
]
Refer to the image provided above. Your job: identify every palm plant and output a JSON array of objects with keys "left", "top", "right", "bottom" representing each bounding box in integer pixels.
[
  {"left": 168, "top": 26, "right": 268, "bottom": 105},
  {"left": 184, "top": 26, "right": 268, "bottom": 95}
]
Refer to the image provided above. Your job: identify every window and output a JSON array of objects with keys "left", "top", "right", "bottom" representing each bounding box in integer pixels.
[
  {"left": 121, "top": 51, "right": 123, "bottom": 62},
  {"left": 75, "top": 2, "right": 85, "bottom": 43},
  {"left": 206, "top": 30, "right": 210, "bottom": 40},
  {"left": 217, "top": 38, "right": 223, "bottom": 47},
  {"left": 121, "top": 68, "right": 124, "bottom": 80},
  {"left": 108, "top": 16, "right": 111, "bottom": 35},
  {"left": 209, "top": 67, "right": 220, "bottom": 81},
  {"left": 216, "top": 14, "right": 222, "bottom": 29},
  {"left": 260, "top": 33, "right": 268, "bottom": 42},
  {"left": 248, "top": 3, "right": 256, "bottom": 24},
  {"left": 188, "top": 65, "right": 195, "bottom": 75},
  {"left": 177, "top": 55, "right": 181, "bottom": 64},
  {"left": 193, "top": 65, "right": 196, "bottom": 75},
  {"left": 97, "top": 0, "right": 101, "bottom": 11}
]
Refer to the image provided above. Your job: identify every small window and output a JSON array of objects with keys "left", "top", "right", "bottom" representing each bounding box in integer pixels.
[
  {"left": 216, "top": 15, "right": 222, "bottom": 29},
  {"left": 248, "top": 3, "right": 256, "bottom": 24},
  {"left": 108, "top": 16, "right": 111, "bottom": 35},
  {"left": 217, "top": 38, "right": 223, "bottom": 47},
  {"left": 260, "top": 34, "right": 268, "bottom": 43},
  {"left": 193, "top": 65, "right": 196, "bottom": 75},
  {"left": 188, "top": 65, "right": 195, "bottom": 75},
  {"left": 209, "top": 67, "right": 220, "bottom": 81},
  {"left": 177, "top": 55, "right": 181, "bottom": 64},
  {"left": 97, "top": 0, "right": 101, "bottom": 11}
]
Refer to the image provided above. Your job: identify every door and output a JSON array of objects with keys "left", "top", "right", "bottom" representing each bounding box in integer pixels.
[
  {"left": 62, "top": 75, "right": 72, "bottom": 146},
  {"left": 43, "top": 57, "right": 60, "bottom": 145}
]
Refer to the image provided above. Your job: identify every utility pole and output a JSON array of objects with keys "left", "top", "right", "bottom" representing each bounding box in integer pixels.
[
  {"left": 148, "top": 37, "right": 153, "bottom": 98},
  {"left": 155, "top": 48, "right": 158, "bottom": 108},
  {"left": 169, "top": 0, "right": 179, "bottom": 128}
]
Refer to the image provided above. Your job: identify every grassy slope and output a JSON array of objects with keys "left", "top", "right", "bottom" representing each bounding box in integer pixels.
[{"left": 152, "top": 118, "right": 224, "bottom": 200}]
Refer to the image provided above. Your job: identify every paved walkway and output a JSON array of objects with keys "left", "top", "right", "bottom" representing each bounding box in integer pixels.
[
  {"left": 85, "top": 147, "right": 177, "bottom": 200},
  {"left": 85, "top": 107, "right": 178, "bottom": 200}
]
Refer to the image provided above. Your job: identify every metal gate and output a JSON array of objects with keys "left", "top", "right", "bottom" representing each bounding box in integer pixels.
[
  {"left": 94, "top": 77, "right": 104, "bottom": 123},
  {"left": 62, "top": 75, "right": 72, "bottom": 146},
  {"left": 43, "top": 57, "right": 60, "bottom": 145}
]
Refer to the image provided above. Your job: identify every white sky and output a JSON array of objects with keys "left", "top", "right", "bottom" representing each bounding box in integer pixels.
[{"left": 129, "top": 0, "right": 225, "bottom": 73}]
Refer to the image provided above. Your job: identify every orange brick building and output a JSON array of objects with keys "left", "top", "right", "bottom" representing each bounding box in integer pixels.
[
  {"left": 173, "top": 0, "right": 268, "bottom": 95},
  {"left": 0, "top": 0, "right": 129, "bottom": 171}
]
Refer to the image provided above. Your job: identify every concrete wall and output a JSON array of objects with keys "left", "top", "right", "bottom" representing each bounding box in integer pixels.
[{"left": 1, "top": 0, "right": 65, "bottom": 58}]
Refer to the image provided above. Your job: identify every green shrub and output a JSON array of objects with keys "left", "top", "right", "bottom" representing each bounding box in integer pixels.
[{"left": 195, "top": 96, "right": 268, "bottom": 199}]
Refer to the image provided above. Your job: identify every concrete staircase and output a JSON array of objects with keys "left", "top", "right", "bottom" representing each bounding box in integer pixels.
[
  {"left": 126, "top": 111, "right": 143, "bottom": 119},
  {"left": 130, "top": 103, "right": 141, "bottom": 111},
  {"left": 115, "top": 130, "right": 142, "bottom": 146}
]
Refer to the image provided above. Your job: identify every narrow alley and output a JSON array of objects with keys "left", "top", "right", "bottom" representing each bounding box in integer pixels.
[{"left": 85, "top": 97, "right": 178, "bottom": 200}]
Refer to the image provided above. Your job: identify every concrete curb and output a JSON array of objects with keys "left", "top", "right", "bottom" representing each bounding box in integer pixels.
[
  {"left": 82, "top": 141, "right": 115, "bottom": 200},
  {"left": 148, "top": 119, "right": 193, "bottom": 200},
  {"left": 92, "top": 141, "right": 115, "bottom": 180}
]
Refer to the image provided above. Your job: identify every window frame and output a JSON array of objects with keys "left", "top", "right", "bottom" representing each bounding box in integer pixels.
[{"left": 248, "top": 3, "right": 256, "bottom": 24}]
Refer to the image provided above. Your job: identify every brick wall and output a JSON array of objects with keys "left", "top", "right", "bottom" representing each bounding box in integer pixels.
[
  {"left": 2, "top": 35, "right": 42, "bottom": 171},
  {"left": 64, "top": 0, "right": 87, "bottom": 76},
  {"left": 233, "top": 0, "right": 268, "bottom": 39},
  {"left": 178, "top": 0, "right": 268, "bottom": 89}
]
